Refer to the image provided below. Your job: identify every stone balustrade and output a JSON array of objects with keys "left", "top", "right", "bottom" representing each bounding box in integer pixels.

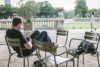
[
  {"left": 0, "top": 21, "right": 12, "bottom": 30},
  {"left": 0, "top": 18, "right": 64, "bottom": 30}
]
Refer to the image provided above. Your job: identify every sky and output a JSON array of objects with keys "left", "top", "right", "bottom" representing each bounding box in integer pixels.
[{"left": 0, "top": 0, "right": 100, "bottom": 10}]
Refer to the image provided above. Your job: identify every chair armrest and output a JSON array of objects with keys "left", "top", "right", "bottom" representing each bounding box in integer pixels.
[
  {"left": 55, "top": 49, "right": 75, "bottom": 57},
  {"left": 69, "top": 38, "right": 85, "bottom": 48},
  {"left": 22, "top": 45, "right": 34, "bottom": 49}
]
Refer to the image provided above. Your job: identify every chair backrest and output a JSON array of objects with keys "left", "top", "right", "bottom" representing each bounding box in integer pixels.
[
  {"left": 5, "top": 36, "right": 24, "bottom": 57},
  {"left": 33, "top": 40, "right": 56, "bottom": 54},
  {"left": 56, "top": 29, "right": 69, "bottom": 46},
  {"left": 84, "top": 32, "right": 100, "bottom": 50}
]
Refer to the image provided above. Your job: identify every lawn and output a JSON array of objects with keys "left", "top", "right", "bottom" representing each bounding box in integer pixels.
[{"left": 64, "top": 23, "right": 100, "bottom": 29}]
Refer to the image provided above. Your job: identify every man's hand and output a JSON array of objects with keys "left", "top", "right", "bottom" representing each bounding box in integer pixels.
[
  {"left": 24, "top": 37, "right": 32, "bottom": 50},
  {"left": 28, "top": 37, "right": 32, "bottom": 42}
]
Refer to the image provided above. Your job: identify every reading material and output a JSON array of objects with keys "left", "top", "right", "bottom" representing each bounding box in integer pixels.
[{"left": 24, "top": 31, "right": 34, "bottom": 38}]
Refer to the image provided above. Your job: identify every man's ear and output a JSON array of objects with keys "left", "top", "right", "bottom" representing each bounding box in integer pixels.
[
  {"left": 18, "top": 23, "right": 21, "bottom": 26},
  {"left": 16, "top": 23, "right": 20, "bottom": 27}
]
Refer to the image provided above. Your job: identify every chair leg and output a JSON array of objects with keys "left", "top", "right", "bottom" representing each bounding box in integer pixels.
[
  {"left": 56, "top": 64, "right": 59, "bottom": 67},
  {"left": 73, "top": 60, "right": 75, "bottom": 67},
  {"left": 97, "top": 55, "right": 100, "bottom": 67},
  {"left": 45, "top": 52, "right": 46, "bottom": 57},
  {"left": 83, "top": 54, "right": 84, "bottom": 65},
  {"left": 66, "top": 52, "right": 68, "bottom": 67},
  {"left": 27, "top": 57, "right": 29, "bottom": 67},
  {"left": 77, "top": 57, "right": 79, "bottom": 67},
  {"left": 8, "top": 55, "right": 11, "bottom": 67},
  {"left": 65, "top": 47, "right": 68, "bottom": 67},
  {"left": 23, "top": 58, "right": 25, "bottom": 67}
]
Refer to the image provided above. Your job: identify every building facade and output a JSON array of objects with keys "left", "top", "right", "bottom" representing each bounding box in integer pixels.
[{"left": 4, "top": 0, "right": 10, "bottom": 4}]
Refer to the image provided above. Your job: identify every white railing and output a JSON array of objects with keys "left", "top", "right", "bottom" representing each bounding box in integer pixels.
[
  {"left": 0, "top": 21, "right": 12, "bottom": 29},
  {"left": 34, "top": 21, "right": 55, "bottom": 29},
  {"left": 0, "top": 18, "right": 64, "bottom": 30}
]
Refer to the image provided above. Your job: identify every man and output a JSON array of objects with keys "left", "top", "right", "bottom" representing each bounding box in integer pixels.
[{"left": 6, "top": 17, "right": 51, "bottom": 56}]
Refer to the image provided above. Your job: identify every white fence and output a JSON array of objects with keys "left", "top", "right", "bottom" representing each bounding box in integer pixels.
[{"left": 0, "top": 18, "right": 64, "bottom": 30}]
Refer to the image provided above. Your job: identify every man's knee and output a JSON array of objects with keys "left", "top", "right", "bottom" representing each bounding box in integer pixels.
[
  {"left": 41, "top": 31, "right": 47, "bottom": 35},
  {"left": 34, "top": 30, "right": 40, "bottom": 34}
]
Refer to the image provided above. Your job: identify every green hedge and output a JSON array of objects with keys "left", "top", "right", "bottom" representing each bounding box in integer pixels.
[{"left": 75, "top": 19, "right": 100, "bottom": 22}]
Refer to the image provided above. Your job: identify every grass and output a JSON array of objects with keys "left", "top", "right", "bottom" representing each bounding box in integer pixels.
[{"left": 64, "top": 23, "right": 100, "bottom": 29}]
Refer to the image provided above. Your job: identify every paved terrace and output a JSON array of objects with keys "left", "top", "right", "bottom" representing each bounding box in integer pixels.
[{"left": 0, "top": 29, "right": 100, "bottom": 67}]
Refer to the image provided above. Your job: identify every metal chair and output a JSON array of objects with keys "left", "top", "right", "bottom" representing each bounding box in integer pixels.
[
  {"left": 0, "top": 42, "right": 6, "bottom": 45},
  {"left": 56, "top": 29, "right": 69, "bottom": 48},
  {"left": 33, "top": 39, "right": 75, "bottom": 67},
  {"left": 5, "top": 36, "right": 38, "bottom": 67},
  {"left": 68, "top": 32, "right": 100, "bottom": 67}
]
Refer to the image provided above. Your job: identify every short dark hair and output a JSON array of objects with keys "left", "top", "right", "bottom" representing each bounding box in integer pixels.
[
  {"left": 12, "top": 17, "right": 22, "bottom": 26},
  {"left": 91, "top": 12, "right": 94, "bottom": 15}
]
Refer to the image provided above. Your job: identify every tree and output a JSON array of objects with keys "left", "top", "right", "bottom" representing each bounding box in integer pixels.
[
  {"left": 68, "top": 11, "right": 74, "bottom": 18},
  {"left": 76, "top": 14, "right": 80, "bottom": 18},
  {"left": 98, "top": 8, "right": 100, "bottom": 14},
  {"left": 85, "top": 13, "right": 90, "bottom": 18},
  {"left": 37, "top": 1, "right": 58, "bottom": 17},
  {"left": 63, "top": 11, "right": 69, "bottom": 19},
  {"left": 0, "top": 4, "right": 17, "bottom": 19},
  {"left": 94, "top": 11, "right": 99, "bottom": 17},
  {"left": 63, "top": 11, "right": 74, "bottom": 19},
  {"left": 18, "top": 0, "right": 40, "bottom": 22},
  {"left": 89, "top": 9, "right": 97, "bottom": 13},
  {"left": 74, "top": 0, "right": 88, "bottom": 17}
]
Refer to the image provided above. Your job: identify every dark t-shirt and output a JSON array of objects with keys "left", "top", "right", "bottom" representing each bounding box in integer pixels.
[{"left": 6, "top": 29, "right": 32, "bottom": 56}]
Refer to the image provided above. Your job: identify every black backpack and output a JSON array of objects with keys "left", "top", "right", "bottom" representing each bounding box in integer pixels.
[
  {"left": 34, "top": 60, "right": 47, "bottom": 67},
  {"left": 76, "top": 40, "right": 99, "bottom": 56}
]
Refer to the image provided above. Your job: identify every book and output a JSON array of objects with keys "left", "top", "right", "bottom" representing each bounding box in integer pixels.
[{"left": 24, "top": 31, "right": 34, "bottom": 38}]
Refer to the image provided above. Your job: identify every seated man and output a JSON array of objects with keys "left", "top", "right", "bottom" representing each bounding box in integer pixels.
[{"left": 6, "top": 17, "right": 51, "bottom": 56}]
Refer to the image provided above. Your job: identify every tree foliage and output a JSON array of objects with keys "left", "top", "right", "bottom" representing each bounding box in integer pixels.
[
  {"left": 37, "top": 1, "right": 58, "bottom": 18},
  {"left": 63, "top": 11, "right": 74, "bottom": 19},
  {"left": 98, "top": 8, "right": 100, "bottom": 14},
  {"left": 85, "top": 13, "right": 90, "bottom": 18},
  {"left": 0, "top": 4, "right": 18, "bottom": 19},
  {"left": 76, "top": 14, "right": 80, "bottom": 18},
  {"left": 88, "top": 9, "right": 97, "bottom": 14},
  {"left": 18, "top": 0, "right": 40, "bottom": 22},
  {"left": 74, "top": 0, "right": 88, "bottom": 17},
  {"left": 94, "top": 11, "right": 99, "bottom": 17}
]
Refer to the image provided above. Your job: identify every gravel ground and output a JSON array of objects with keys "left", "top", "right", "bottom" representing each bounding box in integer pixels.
[{"left": 0, "top": 29, "right": 100, "bottom": 67}]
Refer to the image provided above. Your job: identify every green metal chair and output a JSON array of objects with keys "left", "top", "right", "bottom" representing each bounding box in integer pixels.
[
  {"left": 33, "top": 39, "right": 75, "bottom": 67},
  {"left": 68, "top": 32, "right": 100, "bottom": 67},
  {"left": 56, "top": 29, "right": 69, "bottom": 48},
  {"left": 45, "top": 29, "right": 69, "bottom": 57},
  {"left": 5, "top": 36, "right": 38, "bottom": 67}
]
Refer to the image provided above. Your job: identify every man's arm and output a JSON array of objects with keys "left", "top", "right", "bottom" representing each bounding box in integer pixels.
[{"left": 24, "top": 37, "right": 32, "bottom": 50}]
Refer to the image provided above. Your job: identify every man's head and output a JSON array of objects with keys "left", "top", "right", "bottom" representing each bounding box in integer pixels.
[{"left": 12, "top": 17, "right": 23, "bottom": 29}]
